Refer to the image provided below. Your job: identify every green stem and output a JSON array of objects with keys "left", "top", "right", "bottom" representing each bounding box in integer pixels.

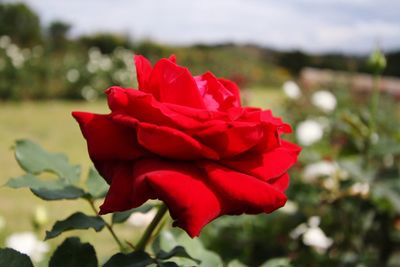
[
  {"left": 136, "top": 204, "right": 168, "bottom": 251},
  {"left": 87, "top": 199, "right": 125, "bottom": 252}
]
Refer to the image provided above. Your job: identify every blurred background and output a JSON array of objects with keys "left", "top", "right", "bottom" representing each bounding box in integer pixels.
[{"left": 0, "top": 0, "right": 399, "bottom": 266}]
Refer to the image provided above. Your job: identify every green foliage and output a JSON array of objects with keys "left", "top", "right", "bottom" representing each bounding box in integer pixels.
[
  {"left": 49, "top": 237, "right": 98, "bottom": 267},
  {"left": 0, "top": 3, "right": 41, "bottom": 46},
  {"left": 86, "top": 167, "right": 109, "bottom": 199},
  {"left": 14, "top": 139, "right": 81, "bottom": 184},
  {"left": 103, "top": 251, "right": 153, "bottom": 267},
  {"left": 155, "top": 246, "right": 201, "bottom": 265},
  {"left": 112, "top": 204, "right": 154, "bottom": 224},
  {"left": 0, "top": 248, "right": 34, "bottom": 267},
  {"left": 155, "top": 230, "right": 223, "bottom": 267},
  {"left": 31, "top": 185, "right": 86, "bottom": 201},
  {"left": 45, "top": 212, "right": 106, "bottom": 240}
]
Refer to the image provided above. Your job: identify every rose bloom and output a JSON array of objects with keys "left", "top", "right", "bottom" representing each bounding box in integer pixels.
[{"left": 73, "top": 55, "right": 300, "bottom": 237}]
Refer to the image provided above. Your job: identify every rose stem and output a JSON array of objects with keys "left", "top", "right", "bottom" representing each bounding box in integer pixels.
[
  {"left": 136, "top": 203, "right": 168, "bottom": 251},
  {"left": 87, "top": 199, "right": 126, "bottom": 252}
]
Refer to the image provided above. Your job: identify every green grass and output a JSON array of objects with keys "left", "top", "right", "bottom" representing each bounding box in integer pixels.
[{"left": 0, "top": 88, "right": 283, "bottom": 263}]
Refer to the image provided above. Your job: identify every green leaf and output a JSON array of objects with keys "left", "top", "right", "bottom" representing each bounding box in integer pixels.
[
  {"left": 31, "top": 185, "right": 86, "bottom": 200},
  {"left": 112, "top": 204, "right": 154, "bottom": 224},
  {"left": 86, "top": 167, "right": 109, "bottom": 199},
  {"left": 49, "top": 237, "right": 98, "bottom": 267},
  {"left": 15, "top": 139, "right": 80, "bottom": 184},
  {"left": 260, "top": 258, "right": 292, "bottom": 267},
  {"left": 5, "top": 174, "right": 62, "bottom": 190},
  {"left": 158, "top": 262, "right": 179, "bottom": 267},
  {"left": 103, "top": 251, "right": 154, "bottom": 267},
  {"left": 45, "top": 212, "right": 106, "bottom": 240},
  {"left": 156, "top": 246, "right": 200, "bottom": 265},
  {"left": 0, "top": 248, "right": 34, "bottom": 267},
  {"left": 155, "top": 230, "right": 223, "bottom": 267}
]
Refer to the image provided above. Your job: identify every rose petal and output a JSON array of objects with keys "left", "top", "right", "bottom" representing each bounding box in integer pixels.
[
  {"left": 221, "top": 140, "right": 301, "bottom": 181},
  {"left": 101, "top": 159, "right": 220, "bottom": 237},
  {"left": 148, "top": 59, "right": 206, "bottom": 109},
  {"left": 195, "top": 72, "right": 237, "bottom": 111},
  {"left": 200, "top": 162, "right": 287, "bottom": 214},
  {"left": 136, "top": 121, "right": 219, "bottom": 160},
  {"left": 194, "top": 121, "right": 264, "bottom": 158},
  {"left": 268, "top": 173, "right": 290, "bottom": 192},
  {"left": 106, "top": 87, "right": 207, "bottom": 129},
  {"left": 134, "top": 55, "right": 153, "bottom": 92},
  {"left": 217, "top": 78, "right": 241, "bottom": 107},
  {"left": 99, "top": 162, "right": 137, "bottom": 213},
  {"left": 72, "top": 112, "right": 146, "bottom": 161},
  {"left": 138, "top": 159, "right": 222, "bottom": 237}
]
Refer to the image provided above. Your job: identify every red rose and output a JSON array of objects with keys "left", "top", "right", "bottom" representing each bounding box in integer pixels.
[{"left": 72, "top": 55, "right": 301, "bottom": 237}]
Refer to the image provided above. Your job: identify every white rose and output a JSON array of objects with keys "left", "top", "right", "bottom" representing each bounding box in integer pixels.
[
  {"left": 311, "top": 90, "right": 337, "bottom": 113},
  {"left": 282, "top": 81, "right": 301, "bottom": 99},
  {"left": 6, "top": 232, "right": 49, "bottom": 263},
  {"left": 296, "top": 119, "right": 324, "bottom": 146}
]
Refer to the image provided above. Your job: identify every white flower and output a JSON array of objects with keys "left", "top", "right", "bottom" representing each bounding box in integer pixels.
[
  {"left": 311, "top": 90, "right": 337, "bottom": 113},
  {"left": 302, "top": 227, "right": 333, "bottom": 252},
  {"left": 296, "top": 119, "right": 324, "bottom": 146},
  {"left": 279, "top": 200, "right": 298, "bottom": 214},
  {"left": 282, "top": 81, "right": 301, "bottom": 99},
  {"left": 290, "top": 216, "right": 333, "bottom": 253},
  {"left": 6, "top": 232, "right": 49, "bottom": 263},
  {"left": 349, "top": 182, "right": 370, "bottom": 197},
  {"left": 127, "top": 209, "right": 157, "bottom": 227},
  {"left": 302, "top": 161, "right": 338, "bottom": 182},
  {"left": 66, "top": 69, "right": 80, "bottom": 83},
  {"left": 0, "top": 35, "right": 11, "bottom": 49},
  {"left": 81, "top": 86, "right": 98, "bottom": 102}
]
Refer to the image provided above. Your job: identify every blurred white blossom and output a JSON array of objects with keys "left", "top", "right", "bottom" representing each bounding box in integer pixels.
[
  {"left": 311, "top": 90, "right": 337, "bottom": 113},
  {"left": 66, "top": 69, "right": 80, "bottom": 83},
  {"left": 280, "top": 200, "right": 298, "bottom": 214},
  {"left": 6, "top": 232, "right": 49, "bottom": 263},
  {"left": 0, "top": 35, "right": 11, "bottom": 49},
  {"left": 290, "top": 216, "right": 333, "bottom": 253},
  {"left": 296, "top": 119, "right": 324, "bottom": 146},
  {"left": 350, "top": 182, "right": 370, "bottom": 197},
  {"left": 127, "top": 209, "right": 157, "bottom": 227},
  {"left": 302, "top": 160, "right": 339, "bottom": 182},
  {"left": 282, "top": 81, "right": 301, "bottom": 99},
  {"left": 81, "top": 86, "right": 98, "bottom": 102},
  {"left": 6, "top": 43, "right": 25, "bottom": 68}
]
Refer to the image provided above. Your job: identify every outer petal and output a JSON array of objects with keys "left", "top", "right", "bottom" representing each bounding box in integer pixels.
[
  {"left": 99, "top": 162, "right": 137, "bottom": 213},
  {"left": 134, "top": 55, "right": 153, "bottom": 91},
  {"left": 221, "top": 140, "right": 301, "bottom": 181},
  {"left": 148, "top": 59, "right": 206, "bottom": 109},
  {"left": 194, "top": 121, "right": 264, "bottom": 158},
  {"left": 200, "top": 162, "right": 287, "bottom": 214},
  {"left": 268, "top": 173, "right": 290, "bottom": 192},
  {"left": 72, "top": 112, "right": 146, "bottom": 162},
  {"left": 100, "top": 159, "right": 221, "bottom": 237}
]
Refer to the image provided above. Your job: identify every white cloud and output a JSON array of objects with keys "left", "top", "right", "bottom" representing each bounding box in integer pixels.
[{"left": 7, "top": 0, "right": 400, "bottom": 53}]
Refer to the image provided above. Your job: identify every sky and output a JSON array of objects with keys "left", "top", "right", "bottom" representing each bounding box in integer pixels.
[{"left": 8, "top": 0, "right": 400, "bottom": 54}]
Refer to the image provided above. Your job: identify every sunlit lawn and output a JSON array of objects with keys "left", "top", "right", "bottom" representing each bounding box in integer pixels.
[{"left": 0, "top": 87, "right": 283, "bottom": 263}]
